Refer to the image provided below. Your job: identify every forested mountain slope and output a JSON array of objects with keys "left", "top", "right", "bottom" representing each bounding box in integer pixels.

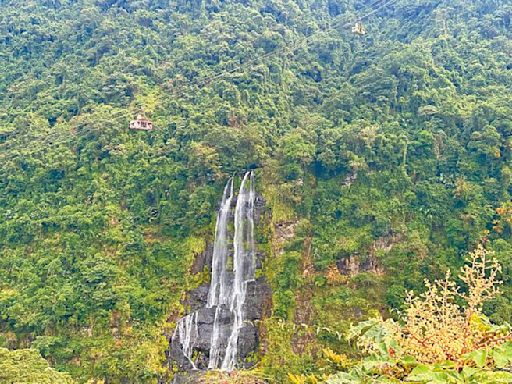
[{"left": 1, "top": 0, "right": 512, "bottom": 382}]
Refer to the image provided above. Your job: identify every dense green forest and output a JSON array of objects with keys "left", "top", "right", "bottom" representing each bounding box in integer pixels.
[{"left": 1, "top": 0, "right": 512, "bottom": 382}]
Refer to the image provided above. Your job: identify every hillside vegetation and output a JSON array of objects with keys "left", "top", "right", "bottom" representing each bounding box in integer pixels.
[{"left": 1, "top": 0, "right": 512, "bottom": 382}]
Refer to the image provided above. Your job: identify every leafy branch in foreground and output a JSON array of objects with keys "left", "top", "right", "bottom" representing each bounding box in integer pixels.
[
  {"left": 326, "top": 245, "right": 512, "bottom": 383},
  {"left": 397, "top": 244, "right": 504, "bottom": 363}
]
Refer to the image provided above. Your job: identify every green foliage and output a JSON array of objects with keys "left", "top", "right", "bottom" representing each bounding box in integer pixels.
[
  {"left": 269, "top": 250, "right": 303, "bottom": 319},
  {"left": 0, "top": 347, "right": 75, "bottom": 383},
  {"left": 324, "top": 249, "right": 512, "bottom": 384},
  {"left": 1, "top": 0, "right": 512, "bottom": 382},
  {"left": 259, "top": 318, "right": 318, "bottom": 382},
  {"left": 327, "top": 325, "right": 512, "bottom": 384}
]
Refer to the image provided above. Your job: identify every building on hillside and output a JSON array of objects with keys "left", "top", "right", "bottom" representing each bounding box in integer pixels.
[{"left": 130, "top": 112, "right": 153, "bottom": 131}]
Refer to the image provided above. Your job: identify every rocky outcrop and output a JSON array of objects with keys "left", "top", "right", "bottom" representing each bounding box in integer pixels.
[
  {"left": 337, "top": 254, "right": 383, "bottom": 276},
  {"left": 168, "top": 276, "right": 271, "bottom": 372},
  {"left": 165, "top": 190, "right": 270, "bottom": 380},
  {"left": 336, "top": 232, "right": 402, "bottom": 276},
  {"left": 190, "top": 242, "right": 214, "bottom": 275},
  {"left": 272, "top": 220, "right": 299, "bottom": 270}
]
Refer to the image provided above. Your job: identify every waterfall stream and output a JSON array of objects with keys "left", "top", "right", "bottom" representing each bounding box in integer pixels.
[
  {"left": 207, "top": 177, "right": 234, "bottom": 369},
  {"left": 171, "top": 171, "right": 256, "bottom": 372},
  {"left": 207, "top": 178, "right": 234, "bottom": 309},
  {"left": 221, "top": 171, "right": 255, "bottom": 370},
  {"left": 173, "top": 312, "right": 199, "bottom": 369}
]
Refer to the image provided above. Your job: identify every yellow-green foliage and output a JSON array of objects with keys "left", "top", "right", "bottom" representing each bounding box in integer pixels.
[
  {"left": 259, "top": 318, "right": 317, "bottom": 382},
  {"left": 0, "top": 348, "right": 75, "bottom": 384},
  {"left": 261, "top": 182, "right": 296, "bottom": 224},
  {"left": 327, "top": 245, "right": 512, "bottom": 383},
  {"left": 185, "top": 236, "right": 208, "bottom": 288},
  {"left": 288, "top": 373, "right": 321, "bottom": 384},
  {"left": 202, "top": 370, "right": 268, "bottom": 383},
  {"left": 360, "top": 245, "right": 505, "bottom": 365},
  {"left": 1, "top": 0, "right": 512, "bottom": 383}
]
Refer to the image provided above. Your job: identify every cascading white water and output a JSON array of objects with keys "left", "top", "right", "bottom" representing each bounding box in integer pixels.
[
  {"left": 207, "top": 178, "right": 234, "bottom": 369},
  {"left": 221, "top": 171, "right": 255, "bottom": 370},
  {"left": 174, "top": 312, "right": 199, "bottom": 369},
  {"left": 172, "top": 172, "right": 256, "bottom": 372},
  {"left": 207, "top": 305, "right": 224, "bottom": 369},
  {"left": 207, "top": 178, "right": 234, "bottom": 308}
]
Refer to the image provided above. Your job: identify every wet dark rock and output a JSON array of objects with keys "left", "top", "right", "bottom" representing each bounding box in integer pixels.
[
  {"left": 238, "top": 323, "right": 259, "bottom": 361},
  {"left": 169, "top": 371, "right": 202, "bottom": 384},
  {"left": 168, "top": 278, "right": 270, "bottom": 372},
  {"left": 190, "top": 242, "right": 213, "bottom": 274},
  {"left": 253, "top": 193, "right": 266, "bottom": 224},
  {"left": 244, "top": 278, "right": 271, "bottom": 321},
  {"left": 166, "top": 185, "right": 270, "bottom": 377},
  {"left": 168, "top": 340, "right": 194, "bottom": 371},
  {"left": 185, "top": 284, "right": 210, "bottom": 312}
]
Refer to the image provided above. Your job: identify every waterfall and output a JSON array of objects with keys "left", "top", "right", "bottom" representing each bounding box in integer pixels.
[
  {"left": 221, "top": 171, "right": 255, "bottom": 370},
  {"left": 207, "top": 178, "right": 234, "bottom": 308},
  {"left": 172, "top": 172, "right": 256, "bottom": 372},
  {"left": 173, "top": 312, "right": 199, "bottom": 369},
  {"left": 207, "top": 178, "right": 234, "bottom": 369}
]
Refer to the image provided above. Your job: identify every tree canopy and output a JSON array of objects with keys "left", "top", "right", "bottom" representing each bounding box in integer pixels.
[{"left": 1, "top": 0, "right": 512, "bottom": 382}]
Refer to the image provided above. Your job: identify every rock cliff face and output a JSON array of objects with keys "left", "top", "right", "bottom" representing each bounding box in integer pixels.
[
  {"left": 336, "top": 232, "right": 402, "bottom": 276},
  {"left": 166, "top": 189, "right": 271, "bottom": 381}
]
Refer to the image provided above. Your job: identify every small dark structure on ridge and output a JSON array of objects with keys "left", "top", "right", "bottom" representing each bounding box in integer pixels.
[{"left": 130, "top": 111, "right": 153, "bottom": 131}]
